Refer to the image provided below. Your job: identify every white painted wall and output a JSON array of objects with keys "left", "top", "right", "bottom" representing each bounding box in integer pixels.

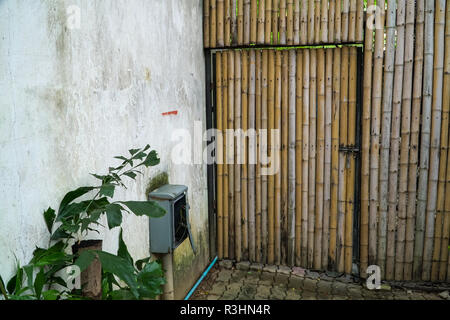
[{"left": 0, "top": 0, "right": 209, "bottom": 299}]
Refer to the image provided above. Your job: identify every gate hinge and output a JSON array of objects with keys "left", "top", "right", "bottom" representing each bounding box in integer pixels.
[{"left": 339, "top": 145, "right": 360, "bottom": 154}]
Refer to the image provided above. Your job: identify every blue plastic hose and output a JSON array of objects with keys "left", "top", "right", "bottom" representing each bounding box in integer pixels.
[{"left": 184, "top": 256, "right": 218, "bottom": 300}]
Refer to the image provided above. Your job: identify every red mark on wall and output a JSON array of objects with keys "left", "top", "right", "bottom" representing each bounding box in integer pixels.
[{"left": 162, "top": 110, "right": 178, "bottom": 116}]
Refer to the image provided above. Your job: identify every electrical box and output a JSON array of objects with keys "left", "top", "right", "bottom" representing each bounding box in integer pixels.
[{"left": 148, "top": 184, "right": 195, "bottom": 254}]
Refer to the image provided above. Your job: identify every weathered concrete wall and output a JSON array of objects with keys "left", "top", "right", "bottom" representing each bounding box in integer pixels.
[{"left": 0, "top": 0, "right": 208, "bottom": 299}]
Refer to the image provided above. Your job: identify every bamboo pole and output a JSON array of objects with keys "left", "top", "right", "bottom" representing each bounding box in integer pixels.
[
  {"left": 216, "top": 53, "right": 224, "bottom": 259},
  {"left": 287, "top": 0, "right": 294, "bottom": 45},
  {"left": 218, "top": 0, "right": 225, "bottom": 46},
  {"left": 248, "top": 50, "right": 256, "bottom": 262},
  {"left": 321, "top": 0, "right": 328, "bottom": 43},
  {"left": 301, "top": 50, "right": 310, "bottom": 267},
  {"left": 225, "top": 0, "right": 231, "bottom": 46},
  {"left": 250, "top": 0, "right": 257, "bottom": 43},
  {"left": 238, "top": 0, "right": 244, "bottom": 45},
  {"left": 295, "top": 49, "right": 303, "bottom": 266},
  {"left": 361, "top": 0, "right": 375, "bottom": 278},
  {"left": 281, "top": 51, "right": 289, "bottom": 264},
  {"left": 275, "top": 50, "right": 282, "bottom": 265},
  {"left": 329, "top": 0, "right": 335, "bottom": 43},
  {"left": 211, "top": 0, "right": 217, "bottom": 47},
  {"left": 414, "top": 0, "right": 434, "bottom": 280},
  {"left": 378, "top": 0, "right": 396, "bottom": 279},
  {"left": 273, "top": 0, "right": 280, "bottom": 44},
  {"left": 330, "top": 47, "right": 341, "bottom": 270},
  {"left": 369, "top": 1, "right": 386, "bottom": 269},
  {"left": 345, "top": 47, "right": 357, "bottom": 274},
  {"left": 341, "top": 0, "right": 348, "bottom": 42},
  {"left": 241, "top": 50, "right": 249, "bottom": 261},
  {"left": 405, "top": 0, "right": 424, "bottom": 280},
  {"left": 337, "top": 46, "right": 348, "bottom": 273},
  {"left": 255, "top": 50, "right": 262, "bottom": 262},
  {"left": 308, "top": 49, "right": 317, "bottom": 269},
  {"left": 308, "top": 0, "right": 315, "bottom": 44},
  {"left": 265, "top": 0, "right": 273, "bottom": 44},
  {"left": 258, "top": 0, "right": 266, "bottom": 44},
  {"left": 334, "top": 0, "right": 341, "bottom": 42},
  {"left": 262, "top": 50, "right": 269, "bottom": 263},
  {"left": 355, "top": 0, "right": 363, "bottom": 42},
  {"left": 348, "top": 0, "right": 356, "bottom": 42},
  {"left": 323, "top": 48, "right": 332, "bottom": 269},
  {"left": 396, "top": 0, "right": 414, "bottom": 281},
  {"left": 386, "top": 0, "right": 405, "bottom": 280},
  {"left": 268, "top": 49, "right": 275, "bottom": 264},
  {"left": 438, "top": 3, "right": 450, "bottom": 281},
  {"left": 300, "top": 0, "right": 308, "bottom": 45},
  {"left": 244, "top": 0, "right": 251, "bottom": 45},
  {"left": 293, "top": 0, "right": 300, "bottom": 43},
  {"left": 204, "top": 0, "right": 210, "bottom": 48},
  {"left": 423, "top": 0, "right": 446, "bottom": 281},
  {"left": 314, "top": 48, "right": 325, "bottom": 270},
  {"left": 314, "top": 0, "right": 321, "bottom": 43},
  {"left": 280, "top": 0, "right": 287, "bottom": 44},
  {"left": 232, "top": 0, "right": 238, "bottom": 44},
  {"left": 222, "top": 52, "right": 229, "bottom": 259},
  {"left": 228, "top": 50, "right": 235, "bottom": 259},
  {"left": 235, "top": 50, "right": 242, "bottom": 261}
]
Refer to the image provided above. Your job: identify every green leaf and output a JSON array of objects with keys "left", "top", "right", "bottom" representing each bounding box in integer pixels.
[
  {"left": 6, "top": 275, "right": 17, "bottom": 295},
  {"left": 105, "top": 204, "right": 123, "bottom": 229},
  {"left": 43, "top": 207, "right": 56, "bottom": 234},
  {"left": 123, "top": 171, "right": 137, "bottom": 180},
  {"left": 42, "top": 290, "right": 60, "bottom": 300},
  {"left": 120, "top": 201, "right": 166, "bottom": 218},
  {"left": 23, "top": 265, "right": 34, "bottom": 292},
  {"left": 58, "top": 187, "right": 95, "bottom": 216},
  {"left": 57, "top": 201, "right": 91, "bottom": 222},
  {"left": 74, "top": 250, "right": 97, "bottom": 273},
  {"left": 86, "top": 197, "right": 110, "bottom": 215},
  {"left": 50, "top": 226, "right": 71, "bottom": 240},
  {"left": 135, "top": 257, "right": 151, "bottom": 271},
  {"left": 136, "top": 261, "right": 165, "bottom": 299},
  {"left": 140, "top": 150, "right": 160, "bottom": 167},
  {"left": 129, "top": 148, "right": 140, "bottom": 156},
  {"left": 118, "top": 229, "right": 133, "bottom": 266},
  {"left": 34, "top": 252, "right": 72, "bottom": 267},
  {"left": 100, "top": 184, "right": 115, "bottom": 198},
  {"left": 34, "top": 268, "right": 45, "bottom": 299},
  {"left": 0, "top": 275, "right": 7, "bottom": 298},
  {"left": 110, "top": 289, "right": 137, "bottom": 300}
]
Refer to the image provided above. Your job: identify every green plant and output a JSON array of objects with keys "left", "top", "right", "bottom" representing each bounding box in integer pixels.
[{"left": 0, "top": 145, "right": 166, "bottom": 300}]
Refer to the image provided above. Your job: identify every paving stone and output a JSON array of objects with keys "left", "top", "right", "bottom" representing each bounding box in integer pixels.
[
  {"left": 288, "top": 275, "right": 304, "bottom": 289},
  {"left": 207, "top": 294, "right": 220, "bottom": 300},
  {"left": 332, "top": 282, "right": 348, "bottom": 296},
  {"left": 301, "top": 291, "right": 317, "bottom": 300},
  {"left": 250, "top": 263, "right": 264, "bottom": 272},
  {"left": 259, "top": 271, "right": 275, "bottom": 285},
  {"left": 317, "top": 293, "right": 333, "bottom": 300},
  {"left": 226, "top": 282, "right": 242, "bottom": 294},
  {"left": 254, "top": 294, "right": 269, "bottom": 300},
  {"left": 292, "top": 266, "right": 306, "bottom": 277},
  {"left": 236, "top": 261, "right": 251, "bottom": 271},
  {"left": 438, "top": 291, "right": 449, "bottom": 300},
  {"left": 219, "top": 259, "right": 234, "bottom": 269},
  {"left": 393, "top": 293, "right": 410, "bottom": 300},
  {"left": 216, "top": 269, "right": 233, "bottom": 282},
  {"left": 326, "top": 270, "right": 343, "bottom": 278},
  {"left": 270, "top": 286, "right": 286, "bottom": 300},
  {"left": 285, "top": 290, "right": 302, "bottom": 300},
  {"left": 317, "top": 280, "right": 333, "bottom": 294},
  {"left": 220, "top": 292, "right": 237, "bottom": 300},
  {"left": 422, "top": 293, "right": 442, "bottom": 300},
  {"left": 409, "top": 292, "right": 426, "bottom": 300},
  {"left": 263, "top": 264, "right": 278, "bottom": 273},
  {"left": 256, "top": 285, "right": 272, "bottom": 297},
  {"left": 244, "top": 274, "right": 260, "bottom": 285},
  {"left": 318, "top": 273, "right": 334, "bottom": 282},
  {"left": 331, "top": 295, "right": 348, "bottom": 300},
  {"left": 277, "top": 265, "right": 292, "bottom": 275},
  {"left": 303, "top": 278, "right": 318, "bottom": 292},
  {"left": 239, "top": 284, "right": 257, "bottom": 298},
  {"left": 231, "top": 270, "right": 248, "bottom": 283},
  {"left": 305, "top": 270, "right": 321, "bottom": 280},
  {"left": 274, "top": 273, "right": 290, "bottom": 285},
  {"left": 210, "top": 282, "right": 227, "bottom": 295},
  {"left": 336, "top": 274, "right": 354, "bottom": 284},
  {"left": 347, "top": 286, "right": 362, "bottom": 297}
]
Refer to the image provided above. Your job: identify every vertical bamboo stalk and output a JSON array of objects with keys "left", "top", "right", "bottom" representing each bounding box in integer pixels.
[
  {"left": 300, "top": 0, "right": 308, "bottom": 44},
  {"left": 355, "top": 0, "right": 364, "bottom": 42},
  {"left": 273, "top": 0, "right": 280, "bottom": 44},
  {"left": 258, "top": 0, "right": 266, "bottom": 44},
  {"left": 218, "top": 0, "right": 225, "bottom": 46},
  {"left": 244, "top": 0, "right": 251, "bottom": 44},
  {"left": 216, "top": 53, "right": 224, "bottom": 259},
  {"left": 211, "top": 0, "right": 217, "bottom": 47},
  {"left": 341, "top": 0, "right": 349, "bottom": 42},
  {"left": 238, "top": 0, "right": 245, "bottom": 44},
  {"left": 204, "top": 0, "right": 210, "bottom": 48},
  {"left": 314, "top": 0, "right": 321, "bottom": 43},
  {"left": 308, "top": 0, "right": 315, "bottom": 44},
  {"left": 241, "top": 50, "right": 249, "bottom": 261},
  {"left": 396, "top": 0, "right": 415, "bottom": 281},
  {"left": 255, "top": 50, "right": 262, "bottom": 262},
  {"left": 228, "top": 51, "right": 235, "bottom": 259},
  {"left": 329, "top": 0, "right": 335, "bottom": 43},
  {"left": 321, "top": 0, "right": 328, "bottom": 43},
  {"left": 249, "top": 50, "right": 257, "bottom": 262},
  {"left": 295, "top": 49, "right": 303, "bottom": 266},
  {"left": 301, "top": 50, "right": 310, "bottom": 267},
  {"left": 287, "top": 0, "right": 294, "bottom": 45},
  {"left": 268, "top": 49, "right": 276, "bottom": 264},
  {"left": 361, "top": 0, "right": 375, "bottom": 278},
  {"left": 330, "top": 47, "right": 341, "bottom": 270},
  {"left": 405, "top": 0, "right": 424, "bottom": 280},
  {"left": 275, "top": 50, "right": 282, "bottom": 265},
  {"left": 265, "top": 0, "right": 273, "bottom": 44},
  {"left": 235, "top": 50, "right": 242, "bottom": 261},
  {"left": 250, "top": 0, "right": 257, "bottom": 43},
  {"left": 222, "top": 52, "right": 229, "bottom": 258},
  {"left": 314, "top": 48, "right": 325, "bottom": 270},
  {"left": 345, "top": 47, "right": 357, "bottom": 274},
  {"left": 334, "top": 0, "right": 341, "bottom": 42},
  {"left": 293, "top": 0, "right": 300, "bottom": 44},
  {"left": 225, "top": 0, "right": 231, "bottom": 46},
  {"left": 232, "top": 0, "right": 238, "bottom": 44},
  {"left": 423, "top": 0, "right": 446, "bottom": 281},
  {"left": 281, "top": 51, "right": 289, "bottom": 264},
  {"left": 323, "top": 48, "right": 333, "bottom": 269},
  {"left": 348, "top": 0, "right": 356, "bottom": 42},
  {"left": 337, "top": 46, "right": 348, "bottom": 273},
  {"left": 437, "top": 3, "right": 450, "bottom": 281},
  {"left": 280, "top": 0, "right": 287, "bottom": 45},
  {"left": 308, "top": 49, "right": 317, "bottom": 269},
  {"left": 261, "top": 50, "right": 269, "bottom": 263},
  {"left": 414, "top": 0, "right": 434, "bottom": 280}
]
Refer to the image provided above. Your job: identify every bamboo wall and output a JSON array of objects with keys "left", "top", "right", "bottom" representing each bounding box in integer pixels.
[
  {"left": 215, "top": 47, "right": 358, "bottom": 274},
  {"left": 204, "top": 0, "right": 364, "bottom": 48}
]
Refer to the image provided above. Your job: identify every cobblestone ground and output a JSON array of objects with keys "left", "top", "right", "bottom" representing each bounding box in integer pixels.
[{"left": 191, "top": 261, "right": 449, "bottom": 300}]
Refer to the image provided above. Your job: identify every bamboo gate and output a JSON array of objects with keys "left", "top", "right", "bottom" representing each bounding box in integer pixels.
[{"left": 206, "top": 0, "right": 450, "bottom": 282}]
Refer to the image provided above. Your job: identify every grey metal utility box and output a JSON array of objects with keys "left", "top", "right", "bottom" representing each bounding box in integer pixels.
[{"left": 148, "top": 184, "right": 194, "bottom": 254}]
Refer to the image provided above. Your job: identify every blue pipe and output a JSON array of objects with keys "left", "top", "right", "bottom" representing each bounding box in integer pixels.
[{"left": 184, "top": 256, "right": 218, "bottom": 300}]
